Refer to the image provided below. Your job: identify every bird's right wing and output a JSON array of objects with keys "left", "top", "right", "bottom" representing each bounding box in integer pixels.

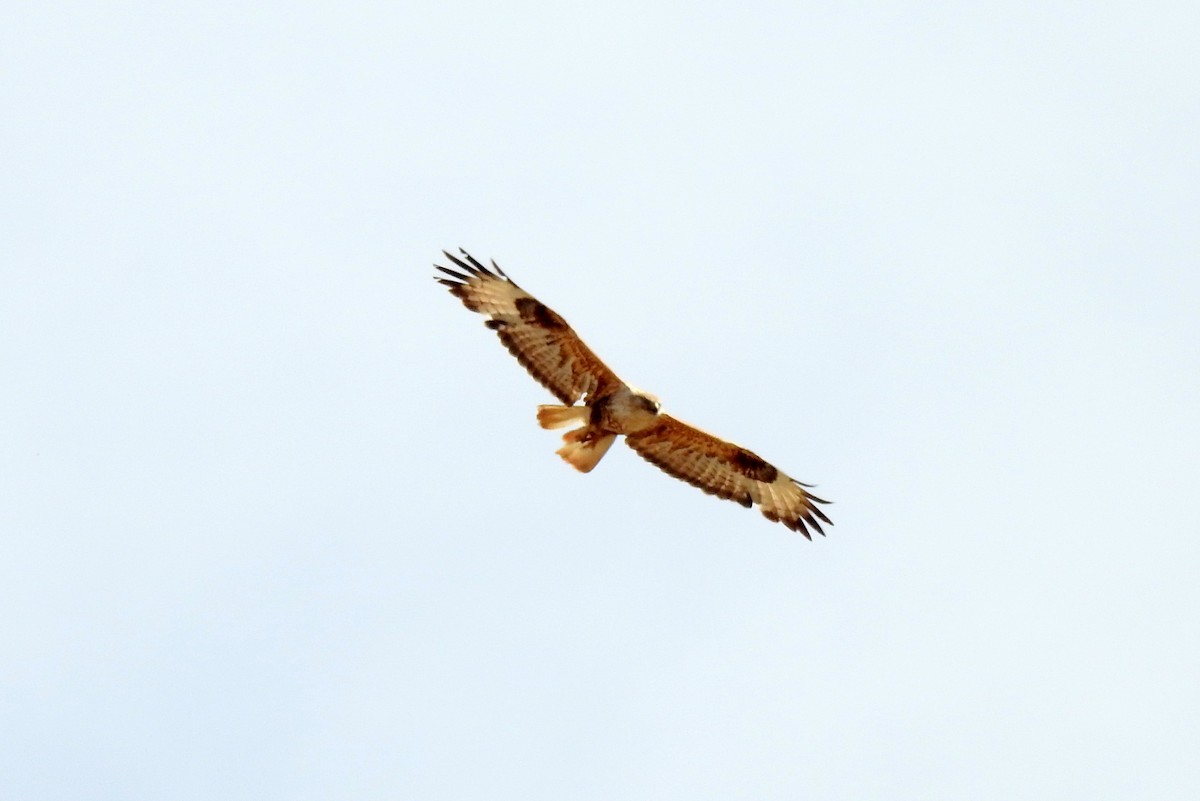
[{"left": 436, "top": 249, "right": 622, "bottom": 404}]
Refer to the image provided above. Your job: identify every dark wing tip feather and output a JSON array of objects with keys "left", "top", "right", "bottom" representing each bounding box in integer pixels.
[
  {"left": 457, "top": 248, "right": 498, "bottom": 278},
  {"left": 437, "top": 248, "right": 516, "bottom": 286},
  {"left": 787, "top": 517, "right": 814, "bottom": 540},
  {"left": 442, "top": 250, "right": 480, "bottom": 275},
  {"left": 435, "top": 265, "right": 471, "bottom": 283},
  {"left": 792, "top": 479, "right": 831, "bottom": 505}
]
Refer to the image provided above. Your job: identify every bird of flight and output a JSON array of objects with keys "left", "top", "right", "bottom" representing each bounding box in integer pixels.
[{"left": 435, "top": 249, "right": 832, "bottom": 537}]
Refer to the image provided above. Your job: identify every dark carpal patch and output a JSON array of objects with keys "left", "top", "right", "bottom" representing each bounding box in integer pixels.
[
  {"left": 515, "top": 297, "right": 568, "bottom": 330},
  {"left": 732, "top": 449, "right": 778, "bottom": 483}
]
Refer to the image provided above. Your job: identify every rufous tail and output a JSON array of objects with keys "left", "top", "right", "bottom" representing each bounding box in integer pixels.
[
  {"left": 536, "top": 404, "right": 589, "bottom": 430},
  {"left": 536, "top": 405, "right": 615, "bottom": 473}
]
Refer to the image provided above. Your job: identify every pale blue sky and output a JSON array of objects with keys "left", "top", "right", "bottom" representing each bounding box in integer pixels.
[{"left": 3, "top": 2, "right": 1198, "bottom": 799}]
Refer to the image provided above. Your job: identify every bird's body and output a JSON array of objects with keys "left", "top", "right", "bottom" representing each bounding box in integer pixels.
[
  {"left": 536, "top": 383, "right": 661, "bottom": 472},
  {"left": 435, "top": 249, "right": 832, "bottom": 538}
]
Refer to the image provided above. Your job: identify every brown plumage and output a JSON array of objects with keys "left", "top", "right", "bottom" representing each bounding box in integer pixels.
[{"left": 435, "top": 248, "right": 833, "bottom": 538}]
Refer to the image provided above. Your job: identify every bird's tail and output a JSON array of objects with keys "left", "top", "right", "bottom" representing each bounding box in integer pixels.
[
  {"left": 537, "top": 405, "right": 615, "bottom": 473},
  {"left": 536, "top": 404, "right": 589, "bottom": 430},
  {"left": 556, "top": 427, "right": 617, "bottom": 473}
]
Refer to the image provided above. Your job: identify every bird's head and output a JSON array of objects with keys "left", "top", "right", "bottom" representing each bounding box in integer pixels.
[
  {"left": 613, "top": 385, "right": 663, "bottom": 432},
  {"left": 637, "top": 392, "right": 662, "bottom": 414}
]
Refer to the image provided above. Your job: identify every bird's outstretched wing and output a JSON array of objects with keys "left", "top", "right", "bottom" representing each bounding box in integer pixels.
[
  {"left": 435, "top": 249, "right": 621, "bottom": 404},
  {"left": 625, "top": 414, "right": 833, "bottom": 538}
]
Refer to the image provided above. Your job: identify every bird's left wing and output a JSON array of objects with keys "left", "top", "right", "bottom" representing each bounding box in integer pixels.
[
  {"left": 436, "top": 249, "right": 622, "bottom": 405},
  {"left": 625, "top": 414, "right": 832, "bottom": 538}
]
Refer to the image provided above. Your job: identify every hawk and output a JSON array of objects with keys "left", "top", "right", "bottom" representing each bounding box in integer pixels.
[{"left": 435, "top": 249, "right": 833, "bottom": 537}]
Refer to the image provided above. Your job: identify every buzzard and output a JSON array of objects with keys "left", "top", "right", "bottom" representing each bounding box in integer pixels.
[{"left": 435, "top": 249, "right": 833, "bottom": 537}]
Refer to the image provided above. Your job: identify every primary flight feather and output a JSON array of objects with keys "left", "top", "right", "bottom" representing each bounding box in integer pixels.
[{"left": 435, "top": 249, "right": 833, "bottom": 538}]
